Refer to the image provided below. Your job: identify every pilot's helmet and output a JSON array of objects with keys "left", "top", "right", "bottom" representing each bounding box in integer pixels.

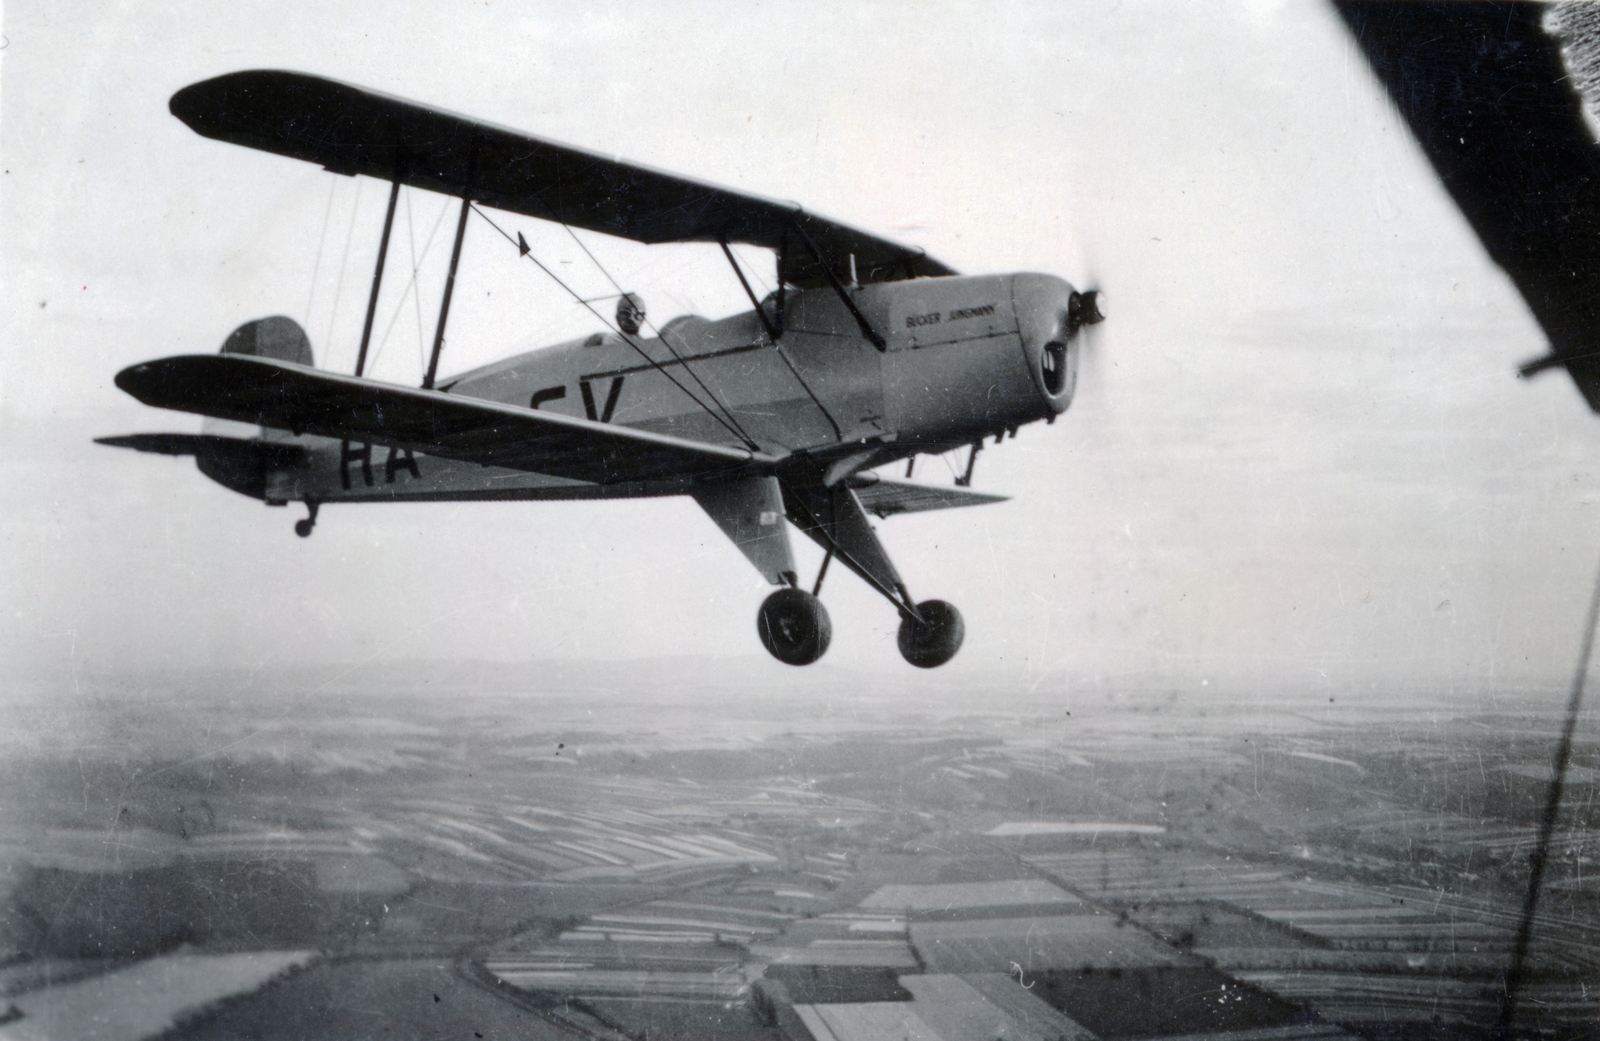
[{"left": 616, "top": 293, "right": 646, "bottom": 335}]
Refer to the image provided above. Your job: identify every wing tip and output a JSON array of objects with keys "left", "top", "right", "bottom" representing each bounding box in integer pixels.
[{"left": 171, "top": 69, "right": 338, "bottom": 137}]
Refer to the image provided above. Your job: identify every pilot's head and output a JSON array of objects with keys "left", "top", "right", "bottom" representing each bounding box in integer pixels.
[{"left": 616, "top": 293, "right": 646, "bottom": 335}]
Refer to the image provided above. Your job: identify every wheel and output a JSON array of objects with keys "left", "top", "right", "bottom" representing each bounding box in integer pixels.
[
  {"left": 897, "top": 600, "right": 964, "bottom": 668},
  {"left": 757, "top": 589, "right": 831, "bottom": 666},
  {"left": 294, "top": 519, "right": 314, "bottom": 538}
]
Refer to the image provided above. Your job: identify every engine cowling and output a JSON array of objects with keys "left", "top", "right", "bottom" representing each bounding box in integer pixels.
[{"left": 1012, "top": 274, "right": 1094, "bottom": 415}]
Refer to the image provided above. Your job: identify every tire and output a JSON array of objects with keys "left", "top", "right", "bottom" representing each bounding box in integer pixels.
[
  {"left": 757, "top": 589, "right": 832, "bottom": 666},
  {"left": 897, "top": 599, "right": 964, "bottom": 668}
]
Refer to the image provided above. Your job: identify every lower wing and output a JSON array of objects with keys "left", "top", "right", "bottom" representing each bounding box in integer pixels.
[{"left": 113, "top": 354, "right": 777, "bottom": 485}]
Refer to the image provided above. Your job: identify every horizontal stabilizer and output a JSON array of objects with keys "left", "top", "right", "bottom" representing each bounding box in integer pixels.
[
  {"left": 169, "top": 70, "right": 955, "bottom": 288},
  {"left": 849, "top": 475, "right": 1008, "bottom": 518},
  {"left": 95, "top": 433, "right": 308, "bottom": 467},
  {"left": 112, "top": 354, "right": 774, "bottom": 485}
]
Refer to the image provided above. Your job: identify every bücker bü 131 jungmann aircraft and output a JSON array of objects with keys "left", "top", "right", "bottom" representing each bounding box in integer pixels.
[{"left": 100, "top": 71, "right": 1103, "bottom": 669}]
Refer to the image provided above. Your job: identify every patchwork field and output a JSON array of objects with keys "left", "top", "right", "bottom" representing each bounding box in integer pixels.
[{"left": 2, "top": 660, "right": 1595, "bottom": 1038}]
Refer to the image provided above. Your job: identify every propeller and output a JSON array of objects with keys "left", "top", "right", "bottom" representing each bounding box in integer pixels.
[
  {"left": 1062, "top": 224, "right": 1108, "bottom": 399},
  {"left": 1067, "top": 288, "right": 1105, "bottom": 334},
  {"left": 1040, "top": 283, "right": 1104, "bottom": 406},
  {"left": 1064, "top": 267, "right": 1107, "bottom": 404}
]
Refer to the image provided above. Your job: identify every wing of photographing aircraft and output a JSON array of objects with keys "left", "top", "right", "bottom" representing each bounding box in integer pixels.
[
  {"left": 1334, "top": 4, "right": 1600, "bottom": 1030},
  {"left": 1334, "top": 1, "right": 1600, "bottom": 411},
  {"left": 168, "top": 70, "right": 954, "bottom": 289},
  {"left": 114, "top": 354, "right": 774, "bottom": 485}
]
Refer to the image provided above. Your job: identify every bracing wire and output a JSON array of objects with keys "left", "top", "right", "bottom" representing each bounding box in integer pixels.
[
  {"left": 407, "top": 188, "right": 427, "bottom": 371},
  {"left": 304, "top": 177, "right": 338, "bottom": 327},
  {"left": 323, "top": 178, "right": 364, "bottom": 366},
  {"left": 1498, "top": 547, "right": 1600, "bottom": 1031},
  {"left": 557, "top": 223, "right": 757, "bottom": 447},
  {"left": 469, "top": 206, "right": 757, "bottom": 450},
  {"left": 368, "top": 191, "right": 449, "bottom": 376},
  {"left": 506, "top": 177, "right": 759, "bottom": 445}
]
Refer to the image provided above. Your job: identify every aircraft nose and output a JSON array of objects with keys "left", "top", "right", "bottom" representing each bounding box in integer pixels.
[
  {"left": 1070, "top": 289, "right": 1105, "bottom": 330},
  {"left": 1012, "top": 274, "right": 1102, "bottom": 414}
]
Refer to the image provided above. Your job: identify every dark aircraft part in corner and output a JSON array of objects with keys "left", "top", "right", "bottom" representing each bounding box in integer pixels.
[
  {"left": 897, "top": 599, "right": 964, "bottom": 668},
  {"left": 1334, "top": 1, "right": 1600, "bottom": 412},
  {"left": 220, "top": 315, "right": 315, "bottom": 367},
  {"left": 758, "top": 589, "right": 831, "bottom": 666}
]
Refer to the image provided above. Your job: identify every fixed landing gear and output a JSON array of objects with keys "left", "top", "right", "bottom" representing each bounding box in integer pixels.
[
  {"left": 294, "top": 500, "right": 319, "bottom": 538},
  {"left": 898, "top": 599, "right": 965, "bottom": 669},
  {"left": 754, "top": 588, "right": 964, "bottom": 669},
  {"left": 757, "top": 588, "right": 832, "bottom": 666},
  {"left": 759, "top": 469, "right": 968, "bottom": 668}
]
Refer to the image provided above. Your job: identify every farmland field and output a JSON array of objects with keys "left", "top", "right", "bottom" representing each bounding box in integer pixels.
[{"left": 2, "top": 659, "right": 1596, "bottom": 1038}]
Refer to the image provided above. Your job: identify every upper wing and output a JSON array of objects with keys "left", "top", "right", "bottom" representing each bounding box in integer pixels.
[
  {"left": 113, "top": 354, "right": 776, "bottom": 485},
  {"left": 1334, "top": 2, "right": 1600, "bottom": 411},
  {"left": 848, "top": 475, "right": 1008, "bottom": 518},
  {"left": 169, "top": 70, "right": 955, "bottom": 289}
]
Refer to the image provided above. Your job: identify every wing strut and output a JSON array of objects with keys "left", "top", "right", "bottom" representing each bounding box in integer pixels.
[
  {"left": 424, "top": 194, "right": 472, "bottom": 390},
  {"left": 423, "top": 137, "right": 478, "bottom": 390},
  {"left": 355, "top": 178, "right": 401, "bottom": 377},
  {"left": 719, "top": 239, "right": 843, "bottom": 442},
  {"left": 794, "top": 222, "right": 886, "bottom": 351},
  {"left": 720, "top": 240, "right": 779, "bottom": 342}
]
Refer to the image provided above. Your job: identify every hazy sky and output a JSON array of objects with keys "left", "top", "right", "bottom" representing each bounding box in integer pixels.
[{"left": 5, "top": 0, "right": 1600, "bottom": 700}]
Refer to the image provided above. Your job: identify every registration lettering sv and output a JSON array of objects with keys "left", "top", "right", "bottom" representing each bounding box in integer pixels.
[{"left": 531, "top": 376, "right": 626, "bottom": 423}]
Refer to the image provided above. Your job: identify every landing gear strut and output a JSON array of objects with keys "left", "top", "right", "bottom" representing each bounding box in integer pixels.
[
  {"left": 757, "top": 588, "right": 832, "bottom": 666},
  {"left": 751, "top": 469, "right": 970, "bottom": 668},
  {"left": 294, "top": 500, "right": 319, "bottom": 538},
  {"left": 898, "top": 600, "right": 965, "bottom": 669}
]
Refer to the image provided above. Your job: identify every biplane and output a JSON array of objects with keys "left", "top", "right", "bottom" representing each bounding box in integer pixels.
[{"left": 99, "top": 70, "right": 1103, "bottom": 668}]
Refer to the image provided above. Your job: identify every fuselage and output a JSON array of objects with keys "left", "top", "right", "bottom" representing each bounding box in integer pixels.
[{"left": 237, "top": 272, "right": 1080, "bottom": 504}]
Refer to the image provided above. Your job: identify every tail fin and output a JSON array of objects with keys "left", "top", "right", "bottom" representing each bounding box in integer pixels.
[
  {"left": 221, "top": 316, "right": 313, "bottom": 367},
  {"left": 208, "top": 317, "right": 314, "bottom": 443}
]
